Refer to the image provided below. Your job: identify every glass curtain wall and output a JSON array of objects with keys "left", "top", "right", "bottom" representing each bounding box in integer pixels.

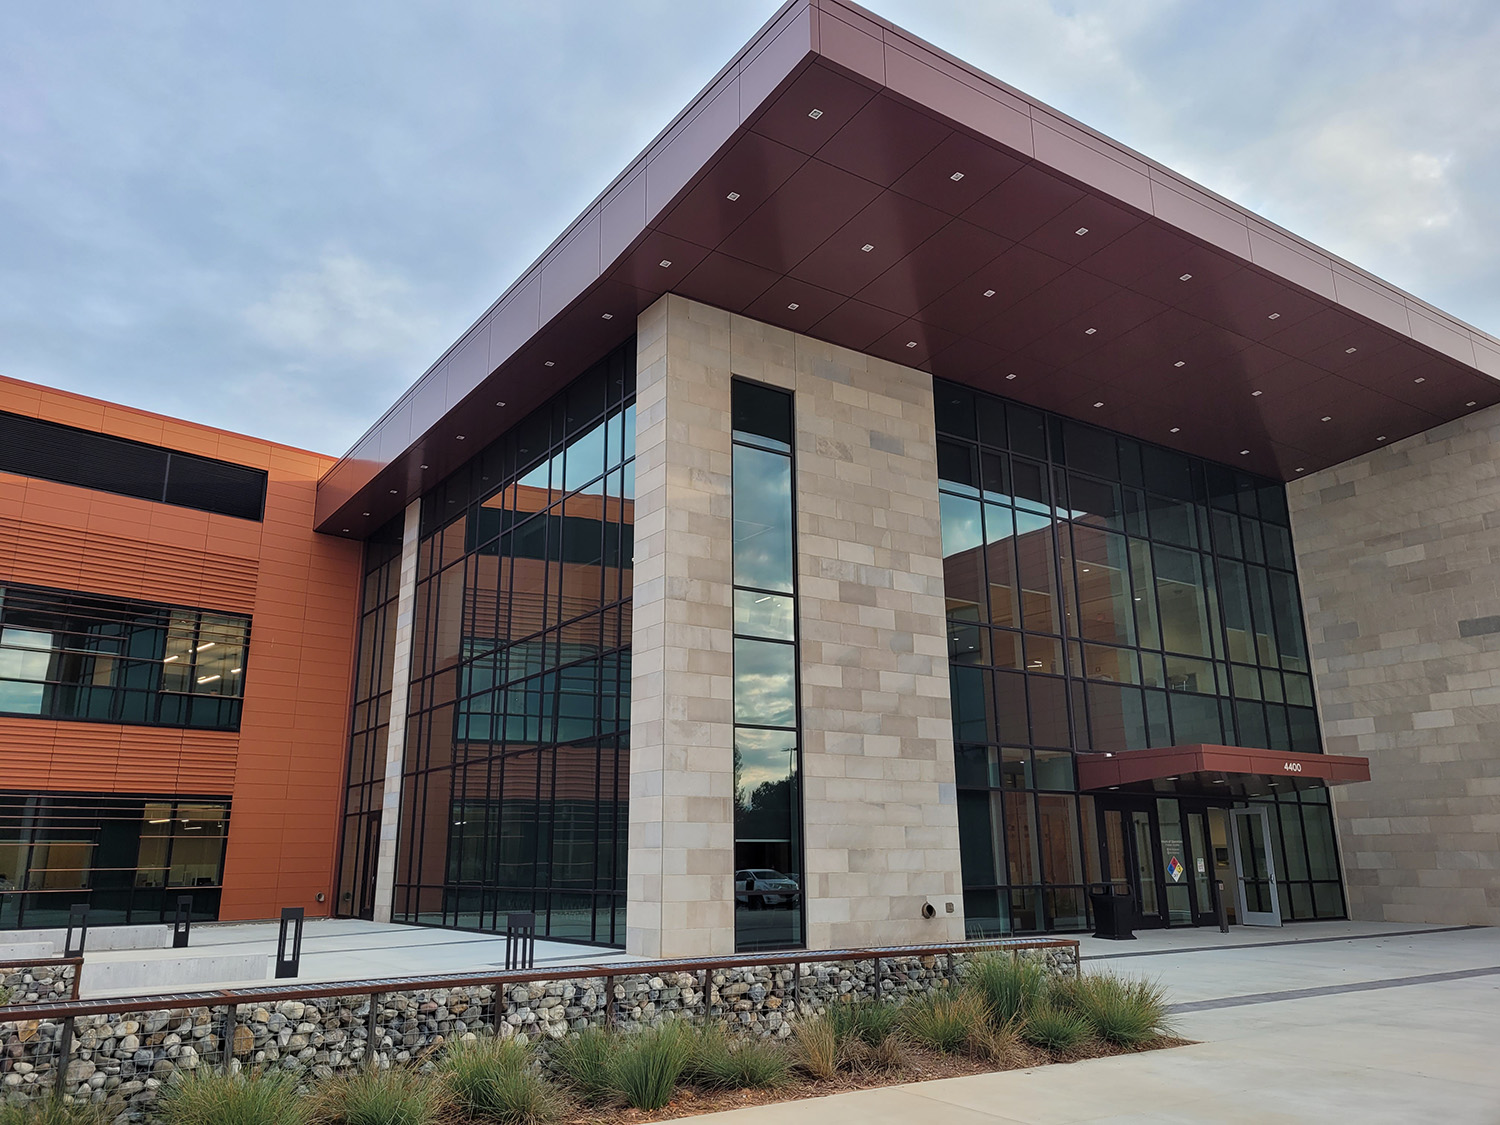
[
  {"left": 0, "top": 793, "right": 229, "bottom": 928},
  {"left": 392, "top": 343, "right": 635, "bottom": 945},
  {"left": 730, "top": 381, "right": 805, "bottom": 952},
  {"left": 934, "top": 379, "right": 1339, "bottom": 933},
  {"left": 335, "top": 517, "right": 403, "bottom": 920},
  {"left": 0, "top": 584, "right": 249, "bottom": 730}
]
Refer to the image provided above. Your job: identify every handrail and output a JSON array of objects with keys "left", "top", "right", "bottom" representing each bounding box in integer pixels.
[{"left": 0, "top": 937, "right": 1076, "bottom": 1022}]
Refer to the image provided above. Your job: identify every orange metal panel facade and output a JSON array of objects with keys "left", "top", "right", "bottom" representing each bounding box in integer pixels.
[{"left": 0, "top": 375, "right": 362, "bottom": 921}]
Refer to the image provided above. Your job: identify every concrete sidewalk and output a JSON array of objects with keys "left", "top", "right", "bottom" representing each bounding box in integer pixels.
[{"left": 683, "top": 923, "right": 1500, "bottom": 1124}]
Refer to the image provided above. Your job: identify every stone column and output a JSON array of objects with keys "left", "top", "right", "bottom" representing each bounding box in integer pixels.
[
  {"left": 627, "top": 295, "right": 738, "bottom": 958},
  {"left": 371, "top": 500, "right": 421, "bottom": 924},
  {"left": 627, "top": 295, "right": 965, "bottom": 956}
]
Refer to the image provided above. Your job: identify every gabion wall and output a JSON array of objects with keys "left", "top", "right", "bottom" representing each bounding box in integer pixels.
[{"left": 1, "top": 943, "right": 1077, "bottom": 1122}]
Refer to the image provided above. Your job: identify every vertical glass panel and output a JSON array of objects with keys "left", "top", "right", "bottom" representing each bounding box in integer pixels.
[
  {"left": 1128, "top": 540, "right": 1161, "bottom": 651},
  {"left": 1219, "top": 559, "right": 1255, "bottom": 663},
  {"left": 562, "top": 419, "right": 607, "bottom": 492},
  {"left": 734, "top": 591, "right": 795, "bottom": 640},
  {"left": 957, "top": 791, "right": 1003, "bottom": 887},
  {"left": 984, "top": 503, "right": 1020, "bottom": 627},
  {"left": 1083, "top": 644, "right": 1138, "bottom": 684},
  {"left": 1032, "top": 749, "right": 1075, "bottom": 790},
  {"left": 1073, "top": 528, "right": 1137, "bottom": 646},
  {"left": 1014, "top": 511, "right": 1059, "bottom": 633},
  {"left": 1029, "top": 676, "right": 1070, "bottom": 747},
  {"left": 733, "top": 445, "right": 794, "bottom": 594},
  {"left": 732, "top": 381, "right": 793, "bottom": 450},
  {"left": 1146, "top": 494, "right": 1198, "bottom": 548},
  {"left": 942, "top": 493, "right": 986, "bottom": 621},
  {"left": 993, "top": 671, "right": 1030, "bottom": 745},
  {"left": 1268, "top": 570, "right": 1310, "bottom": 673},
  {"left": 950, "top": 666, "right": 993, "bottom": 743},
  {"left": 1154, "top": 545, "right": 1212, "bottom": 656},
  {"left": 733, "top": 639, "right": 796, "bottom": 727},
  {"left": 1005, "top": 791, "right": 1040, "bottom": 885},
  {"left": 1037, "top": 795, "right": 1083, "bottom": 884}
]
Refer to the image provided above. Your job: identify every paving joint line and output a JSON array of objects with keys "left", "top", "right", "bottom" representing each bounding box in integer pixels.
[
  {"left": 1170, "top": 964, "right": 1500, "bottom": 1012},
  {"left": 1081, "top": 924, "right": 1482, "bottom": 961}
]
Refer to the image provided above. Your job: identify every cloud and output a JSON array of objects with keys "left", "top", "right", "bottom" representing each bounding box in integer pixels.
[{"left": 245, "top": 251, "right": 438, "bottom": 361}]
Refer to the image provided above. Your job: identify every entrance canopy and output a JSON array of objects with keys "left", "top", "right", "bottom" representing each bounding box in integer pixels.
[
  {"left": 315, "top": 0, "right": 1500, "bottom": 537},
  {"left": 1078, "top": 743, "right": 1369, "bottom": 798}
]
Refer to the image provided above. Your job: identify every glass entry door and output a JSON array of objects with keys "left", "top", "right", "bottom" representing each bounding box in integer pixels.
[{"left": 1229, "top": 807, "right": 1282, "bottom": 926}]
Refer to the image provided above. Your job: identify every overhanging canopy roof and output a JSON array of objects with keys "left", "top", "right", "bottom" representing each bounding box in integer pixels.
[
  {"left": 1077, "top": 744, "right": 1371, "bottom": 798},
  {"left": 316, "top": 0, "right": 1500, "bottom": 536}
]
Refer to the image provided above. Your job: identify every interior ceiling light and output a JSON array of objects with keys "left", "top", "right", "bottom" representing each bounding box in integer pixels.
[
  {"left": 726, "top": 191, "right": 740, "bottom": 201},
  {"left": 1075, "top": 227, "right": 1089, "bottom": 235},
  {"left": 983, "top": 289, "right": 996, "bottom": 297},
  {"left": 1251, "top": 390, "right": 1263, "bottom": 397},
  {"left": 1179, "top": 273, "right": 1192, "bottom": 281},
  {"left": 1084, "top": 327, "right": 1097, "bottom": 335},
  {"left": 807, "top": 108, "right": 823, "bottom": 119},
  {"left": 659, "top": 259, "right": 672, "bottom": 268},
  {"left": 861, "top": 243, "right": 875, "bottom": 252},
  {"left": 1268, "top": 312, "right": 1281, "bottom": 320},
  {"left": 950, "top": 171, "right": 965, "bottom": 181},
  {"left": 1345, "top": 347, "right": 1358, "bottom": 354},
  {"left": 787, "top": 302, "right": 799, "bottom": 310}
]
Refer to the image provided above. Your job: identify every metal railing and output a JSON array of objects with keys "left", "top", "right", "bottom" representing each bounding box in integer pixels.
[{"left": 0, "top": 935, "right": 1078, "bottom": 1108}]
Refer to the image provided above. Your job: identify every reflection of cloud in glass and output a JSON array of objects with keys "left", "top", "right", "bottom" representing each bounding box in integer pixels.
[
  {"left": 940, "top": 494, "right": 982, "bottom": 558},
  {"left": 733, "top": 446, "right": 793, "bottom": 593},
  {"left": 735, "top": 728, "right": 796, "bottom": 791},
  {"left": 733, "top": 638, "right": 796, "bottom": 727}
]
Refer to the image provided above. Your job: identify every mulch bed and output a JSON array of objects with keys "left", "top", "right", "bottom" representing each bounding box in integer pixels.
[{"left": 558, "top": 1037, "right": 1192, "bottom": 1123}]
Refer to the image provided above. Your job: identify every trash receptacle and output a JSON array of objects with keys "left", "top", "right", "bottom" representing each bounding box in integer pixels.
[{"left": 1089, "top": 882, "right": 1137, "bottom": 940}]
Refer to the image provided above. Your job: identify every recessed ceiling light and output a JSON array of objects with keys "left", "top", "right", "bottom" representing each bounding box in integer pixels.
[
  {"left": 420, "top": 464, "right": 429, "bottom": 470},
  {"left": 1170, "top": 427, "right": 1180, "bottom": 433},
  {"left": 1084, "top": 327, "right": 1097, "bottom": 335},
  {"left": 1414, "top": 377, "right": 1426, "bottom": 384},
  {"left": 1268, "top": 312, "right": 1281, "bottom": 320},
  {"left": 1005, "top": 373, "right": 1017, "bottom": 380},
  {"left": 807, "top": 108, "right": 823, "bottom": 119},
  {"left": 456, "top": 434, "right": 466, "bottom": 440},
  {"left": 1075, "top": 227, "right": 1089, "bottom": 236},
  {"left": 1295, "top": 467, "right": 1305, "bottom": 473},
  {"left": 601, "top": 312, "right": 613, "bottom": 320},
  {"left": 1173, "top": 360, "right": 1185, "bottom": 367},
  {"left": 906, "top": 341, "right": 918, "bottom": 348},
  {"left": 1345, "top": 347, "right": 1358, "bottom": 354},
  {"left": 659, "top": 259, "right": 672, "bottom": 268},
  {"left": 726, "top": 191, "right": 740, "bottom": 201},
  {"left": 362, "top": 511, "right": 371, "bottom": 516},
  {"left": 983, "top": 289, "right": 996, "bottom": 297},
  {"left": 544, "top": 360, "right": 554, "bottom": 367},
  {"left": 1093, "top": 401, "right": 1104, "bottom": 408},
  {"left": 950, "top": 171, "right": 965, "bottom": 181},
  {"left": 495, "top": 401, "right": 506, "bottom": 407},
  {"left": 1179, "top": 273, "right": 1193, "bottom": 281},
  {"left": 1467, "top": 401, "right": 1477, "bottom": 407},
  {"left": 1240, "top": 450, "right": 1250, "bottom": 456},
  {"left": 787, "top": 302, "right": 799, "bottom": 310},
  {"left": 1251, "top": 390, "right": 1263, "bottom": 397},
  {"left": 1321, "top": 416, "right": 1332, "bottom": 422},
  {"left": 1377, "top": 435, "right": 1387, "bottom": 442},
  {"left": 861, "top": 243, "right": 875, "bottom": 252},
  {"left": 389, "top": 489, "right": 398, "bottom": 494},
  {"left": 341, "top": 528, "right": 349, "bottom": 533}
]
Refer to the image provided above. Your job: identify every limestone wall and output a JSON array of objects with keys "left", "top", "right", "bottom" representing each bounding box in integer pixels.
[{"left": 1289, "top": 405, "right": 1500, "bottom": 925}]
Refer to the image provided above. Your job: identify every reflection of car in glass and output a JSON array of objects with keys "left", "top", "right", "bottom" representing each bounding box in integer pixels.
[{"left": 735, "top": 869, "right": 800, "bottom": 909}]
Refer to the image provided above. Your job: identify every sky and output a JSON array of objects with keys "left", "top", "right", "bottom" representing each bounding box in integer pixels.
[{"left": 2, "top": 1, "right": 1497, "bottom": 455}]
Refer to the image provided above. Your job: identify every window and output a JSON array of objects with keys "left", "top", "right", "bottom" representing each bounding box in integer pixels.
[{"left": 0, "top": 584, "right": 250, "bottom": 731}]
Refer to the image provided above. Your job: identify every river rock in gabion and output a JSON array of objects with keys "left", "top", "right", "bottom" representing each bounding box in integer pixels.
[
  {"left": 1, "top": 942, "right": 1077, "bottom": 1118},
  {"left": 1, "top": 962, "right": 77, "bottom": 1006}
]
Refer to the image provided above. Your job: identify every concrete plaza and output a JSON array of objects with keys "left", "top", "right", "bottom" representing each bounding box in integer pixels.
[{"left": 687, "top": 922, "right": 1500, "bottom": 1124}]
